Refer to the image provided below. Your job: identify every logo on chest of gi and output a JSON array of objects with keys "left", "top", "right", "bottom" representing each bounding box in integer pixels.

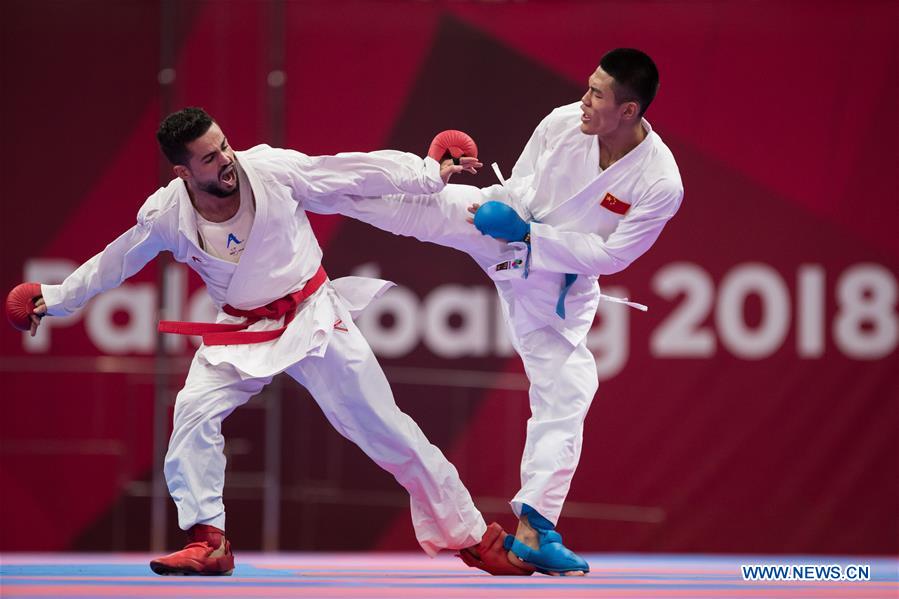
[
  {"left": 226, "top": 233, "right": 243, "bottom": 248},
  {"left": 600, "top": 192, "right": 631, "bottom": 215}
]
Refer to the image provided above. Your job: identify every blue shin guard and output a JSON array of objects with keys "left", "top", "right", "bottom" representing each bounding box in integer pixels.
[{"left": 503, "top": 504, "right": 590, "bottom": 575}]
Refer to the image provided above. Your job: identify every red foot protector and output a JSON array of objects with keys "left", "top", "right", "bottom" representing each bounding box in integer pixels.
[
  {"left": 5, "top": 282, "right": 41, "bottom": 331},
  {"left": 150, "top": 524, "right": 235, "bottom": 576},
  {"left": 456, "top": 522, "right": 534, "bottom": 576},
  {"left": 428, "top": 129, "right": 478, "bottom": 164}
]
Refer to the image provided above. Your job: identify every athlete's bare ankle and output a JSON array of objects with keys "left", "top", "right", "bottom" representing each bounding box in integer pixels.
[
  {"left": 508, "top": 513, "right": 586, "bottom": 576},
  {"left": 208, "top": 535, "right": 227, "bottom": 557},
  {"left": 506, "top": 515, "right": 540, "bottom": 568},
  {"left": 514, "top": 515, "right": 539, "bottom": 547}
]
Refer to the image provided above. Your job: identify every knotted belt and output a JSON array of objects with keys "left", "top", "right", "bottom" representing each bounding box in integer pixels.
[{"left": 158, "top": 266, "right": 328, "bottom": 346}]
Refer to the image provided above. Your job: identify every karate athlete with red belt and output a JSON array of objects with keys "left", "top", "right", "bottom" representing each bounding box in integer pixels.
[
  {"left": 307, "top": 49, "right": 684, "bottom": 576},
  {"left": 5, "top": 107, "right": 517, "bottom": 576}
]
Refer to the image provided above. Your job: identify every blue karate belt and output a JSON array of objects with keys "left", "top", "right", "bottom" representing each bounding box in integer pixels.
[
  {"left": 555, "top": 273, "right": 577, "bottom": 318},
  {"left": 519, "top": 224, "right": 575, "bottom": 319}
]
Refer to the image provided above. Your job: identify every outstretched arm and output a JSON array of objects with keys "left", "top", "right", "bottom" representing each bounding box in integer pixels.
[
  {"left": 264, "top": 146, "right": 479, "bottom": 201},
  {"left": 300, "top": 150, "right": 447, "bottom": 196},
  {"left": 31, "top": 212, "right": 168, "bottom": 334}
]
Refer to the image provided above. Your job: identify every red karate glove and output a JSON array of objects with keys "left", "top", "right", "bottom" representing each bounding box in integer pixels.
[
  {"left": 5, "top": 282, "right": 42, "bottom": 331},
  {"left": 428, "top": 129, "right": 478, "bottom": 165}
]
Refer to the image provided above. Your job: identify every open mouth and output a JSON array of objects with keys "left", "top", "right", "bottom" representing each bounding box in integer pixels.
[{"left": 220, "top": 164, "right": 236, "bottom": 186}]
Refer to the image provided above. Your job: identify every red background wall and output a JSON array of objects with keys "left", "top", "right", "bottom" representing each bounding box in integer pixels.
[{"left": 1, "top": 0, "right": 896, "bottom": 554}]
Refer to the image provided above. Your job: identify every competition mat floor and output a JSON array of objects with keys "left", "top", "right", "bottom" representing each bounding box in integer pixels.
[{"left": 1, "top": 553, "right": 897, "bottom": 598}]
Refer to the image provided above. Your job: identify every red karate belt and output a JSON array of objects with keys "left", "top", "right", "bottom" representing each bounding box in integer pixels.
[{"left": 158, "top": 266, "right": 328, "bottom": 346}]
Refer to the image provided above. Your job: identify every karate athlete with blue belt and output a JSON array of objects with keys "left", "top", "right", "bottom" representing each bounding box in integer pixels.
[{"left": 309, "top": 48, "right": 684, "bottom": 576}]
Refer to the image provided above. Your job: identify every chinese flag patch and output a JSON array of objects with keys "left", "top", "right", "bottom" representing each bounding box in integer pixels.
[{"left": 600, "top": 192, "right": 630, "bottom": 215}]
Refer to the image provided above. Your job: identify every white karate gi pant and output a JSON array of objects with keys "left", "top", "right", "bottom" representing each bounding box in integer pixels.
[
  {"left": 323, "top": 188, "right": 600, "bottom": 526},
  {"left": 163, "top": 291, "right": 486, "bottom": 556},
  {"left": 507, "top": 325, "right": 598, "bottom": 525}
]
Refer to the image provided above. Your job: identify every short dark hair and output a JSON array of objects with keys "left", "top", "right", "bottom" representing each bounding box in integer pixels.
[
  {"left": 156, "top": 107, "right": 215, "bottom": 165},
  {"left": 599, "top": 48, "right": 659, "bottom": 117}
]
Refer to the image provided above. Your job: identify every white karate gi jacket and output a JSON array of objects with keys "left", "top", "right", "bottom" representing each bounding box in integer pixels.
[
  {"left": 320, "top": 102, "right": 684, "bottom": 347},
  {"left": 497, "top": 101, "right": 684, "bottom": 345},
  {"left": 40, "top": 145, "right": 446, "bottom": 378}
]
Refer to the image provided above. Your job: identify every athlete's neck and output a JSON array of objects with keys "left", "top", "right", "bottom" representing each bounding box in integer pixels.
[
  {"left": 187, "top": 184, "right": 240, "bottom": 223},
  {"left": 597, "top": 121, "right": 646, "bottom": 170}
]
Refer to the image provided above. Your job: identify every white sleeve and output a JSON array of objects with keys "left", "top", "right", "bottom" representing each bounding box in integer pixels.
[
  {"left": 305, "top": 184, "right": 483, "bottom": 241},
  {"left": 509, "top": 113, "right": 549, "bottom": 182},
  {"left": 271, "top": 148, "right": 446, "bottom": 209},
  {"left": 502, "top": 114, "right": 549, "bottom": 214},
  {"left": 40, "top": 210, "right": 168, "bottom": 317},
  {"left": 529, "top": 180, "right": 683, "bottom": 276}
]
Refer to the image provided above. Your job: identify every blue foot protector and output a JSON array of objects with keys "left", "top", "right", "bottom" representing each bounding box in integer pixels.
[{"left": 503, "top": 504, "right": 590, "bottom": 575}]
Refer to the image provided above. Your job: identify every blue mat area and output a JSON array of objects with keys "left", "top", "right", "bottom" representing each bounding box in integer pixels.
[{"left": 0, "top": 553, "right": 896, "bottom": 598}]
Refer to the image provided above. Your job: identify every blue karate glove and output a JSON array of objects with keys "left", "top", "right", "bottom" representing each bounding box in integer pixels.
[{"left": 473, "top": 201, "right": 530, "bottom": 242}]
